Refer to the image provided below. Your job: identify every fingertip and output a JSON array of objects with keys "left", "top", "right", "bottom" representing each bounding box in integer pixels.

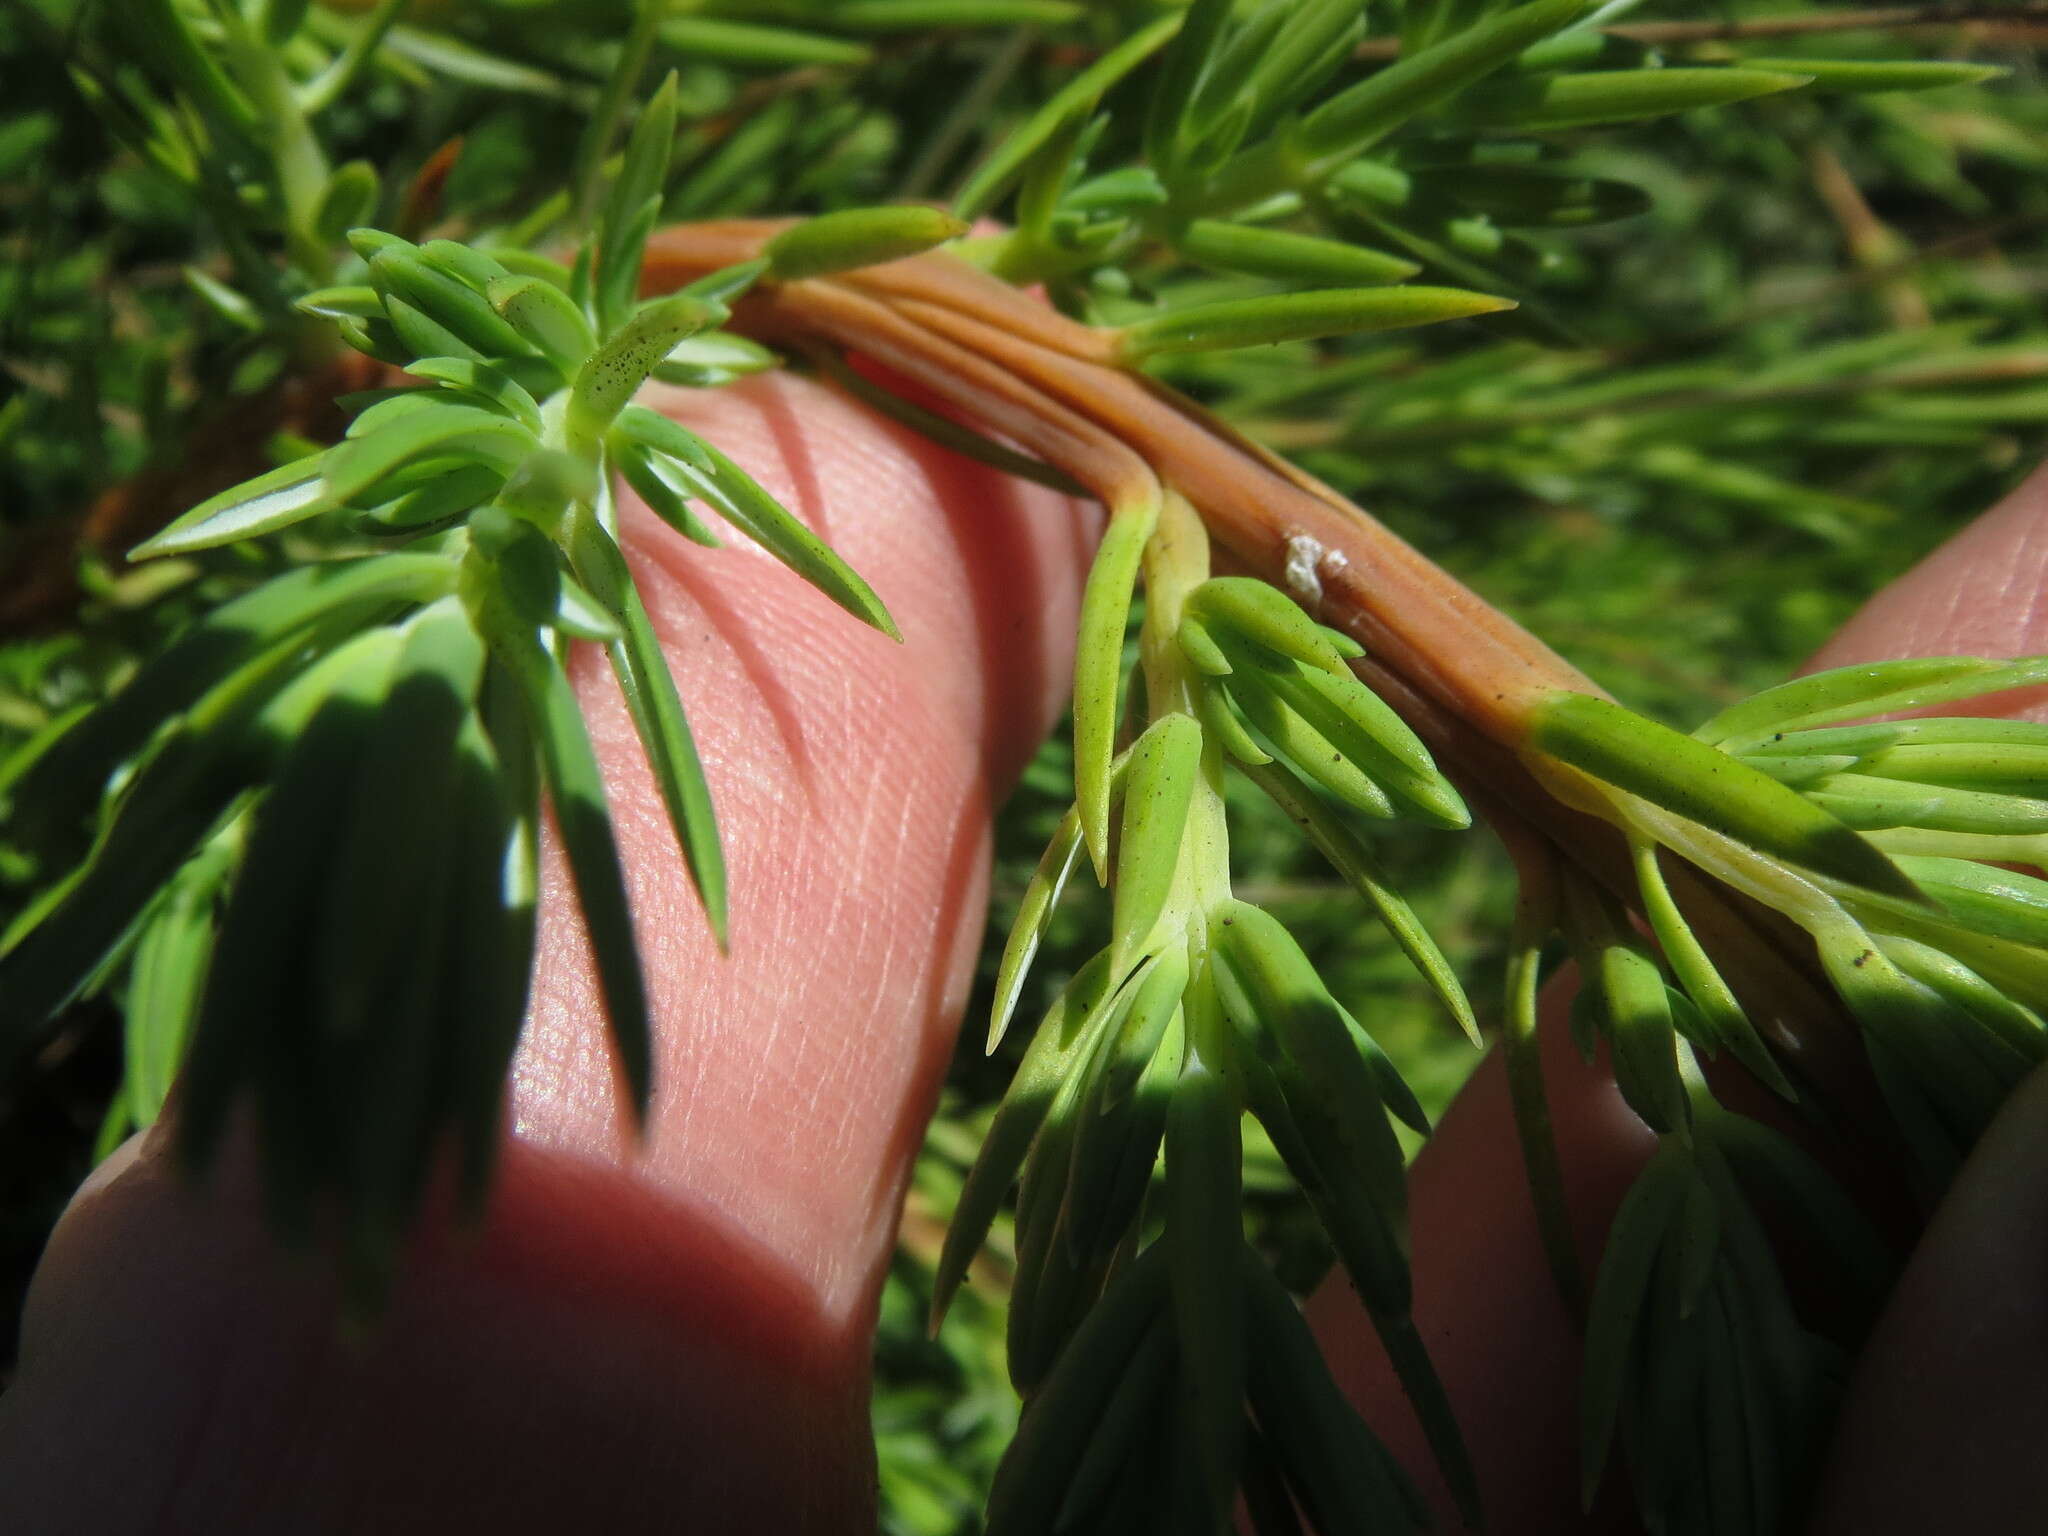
[
  {"left": 1, "top": 1129, "right": 875, "bottom": 1535},
  {"left": 1810, "top": 1060, "right": 2048, "bottom": 1534},
  {"left": 1809, "top": 458, "right": 2048, "bottom": 680}
]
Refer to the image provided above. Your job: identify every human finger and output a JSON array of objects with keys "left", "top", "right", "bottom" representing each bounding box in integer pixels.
[{"left": 0, "top": 371, "right": 1098, "bottom": 1535}]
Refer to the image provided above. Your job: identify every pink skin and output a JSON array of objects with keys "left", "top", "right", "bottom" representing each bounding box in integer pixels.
[{"left": 2, "top": 383, "right": 2045, "bottom": 1532}]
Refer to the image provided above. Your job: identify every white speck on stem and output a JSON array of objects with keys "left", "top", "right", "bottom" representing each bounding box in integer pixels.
[{"left": 1284, "top": 533, "right": 1327, "bottom": 611}]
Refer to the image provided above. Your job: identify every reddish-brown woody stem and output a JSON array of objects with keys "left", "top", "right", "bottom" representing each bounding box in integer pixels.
[
  {"left": 642, "top": 221, "right": 1878, "bottom": 1125},
  {"left": 646, "top": 222, "right": 1601, "bottom": 751}
]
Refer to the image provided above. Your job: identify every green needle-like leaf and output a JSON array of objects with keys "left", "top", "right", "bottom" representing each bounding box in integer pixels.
[
  {"left": 1878, "top": 935, "right": 2048, "bottom": 1064},
  {"left": 1274, "top": 665, "right": 1469, "bottom": 829},
  {"left": 177, "top": 643, "right": 399, "bottom": 1225},
  {"left": 1240, "top": 757, "right": 1478, "bottom": 1044},
  {"left": 1807, "top": 772, "right": 2048, "bottom": 836},
  {"left": 1822, "top": 935, "right": 2012, "bottom": 1156},
  {"left": 297, "top": 285, "right": 385, "bottom": 321},
  {"left": 1295, "top": 0, "right": 1598, "bottom": 162},
  {"left": 1241, "top": 1248, "right": 1429, "bottom": 1536},
  {"left": 1061, "top": 964, "right": 1180, "bottom": 1262},
  {"left": 1118, "top": 285, "right": 1515, "bottom": 362},
  {"left": 934, "top": 951, "right": 1116, "bottom": 1329},
  {"left": 1533, "top": 690, "right": 1924, "bottom": 902},
  {"left": 171, "top": 625, "right": 407, "bottom": 1176},
  {"left": 612, "top": 402, "right": 717, "bottom": 468},
  {"left": 1143, "top": 0, "right": 1230, "bottom": 175},
  {"left": 1176, "top": 613, "right": 1233, "bottom": 677},
  {"left": 567, "top": 509, "right": 728, "bottom": 946},
  {"left": 835, "top": 0, "right": 1080, "bottom": 28},
  {"left": 1894, "top": 855, "right": 2048, "bottom": 949},
  {"left": 665, "top": 436, "right": 899, "bottom": 640},
  {"left": 1092, "top": 946, "right": 1187, "bottom": 1119},
  {"left": 1582, "top": 1143, "right": 1688, "bottom": 1510},
  {"left": 1566, "top": 874, "right": 1691, "bottom": 1135},
  {"left": 1696, "top": 655, "right": 2048, "bottom": 750},
  {"left": 1673, "top": 1161, "right": 1723, "bottom": 1319},
  {"left": 0, "top": 623, "right": 406, "bottom": 1052},
  {"left": 404, "top": 358, "right": 543, "bottom": 433},
  {"left": 614, "top": 442, "right": 722, "bottom": 548},
  {"left": 370, "top": 246, "right": 537, "bottom": 364},
  {"left": 4, "top": 555, "right": 456, "bottom": 857},
  {"left": 1074, "top": 493, "right": 1157, "bottom": 879},
  {"left": 356, "top": 462, "right": 509, "bottom": 536},
  {"left": 1459, "top": 69, "right": 1813, "bottom": 131},
  {"left": 657, "top": 16, "right": 870, "bottom": 68},
  {"left": 596, "top": 71, "right": 680, "bottom": 335},
  {"left": 1109, "top": 712, "right": 1201, "bottom": 978},
  {"left": 312, "top": 158, "right": 378, "bottom": 243},
  {"left": 1197, "top": 681, "right": 1272, "bottom": 766},
  {"left": 345, "top": 390, "right": 455, "bottom": 439},
  {"left": 132, "top": 0, "right": 262, "bottom": 147},
  {"left": 381, "top": 297, "right": 474, "bottom": 365},
  {"left": 122, "top": 827, "right": 238, "bottom": 1127},
  {"left": 1337, "top": 998, "right": 1432, "bottom": 1137},
  {"left": 445, "top": 699, "right": 537, "bottom": 1213},
  {"left": 1433, "top": 163, "right": 1653, "bottom": 228},
  {"left": 323, "top": 404, "right": 537, "bottom": 507},
  {"left": 988, "top": 805, "right": 1085, "bottom": 1054},
  {"left": 1856, "top": 735, "right": 2048, "bottom": 794},
  {"left": 954, "top": 13, "right": 1180, "bottom": 222},
  {"left": 307, "top": 602, "right": 482, "bottom": 1055},
  {"left": 1705, "top": 1109, "right": 1893, "bottom": 1312},
  {"left": 309, "top": 601, "right": 483, "bottom": 1287},
  {"left": 132, "top": 453, "right": 333, "bottom": 557},
  {"left": 1231, "top": 0, "right": 1367, "bottom": 147},
  {"left": 683, "top": 259, "right": 772, "bottom": 308},
  {"left": 1186, "top": 576, "right": 1355, "bottom": 678},
  {"left": 1241, "top": 1421, "right": 1312, "bottom": 1536},
  {"left": 1176, "top": 219, "right": 1420, "bottom": 287},
  {"left": 1052, "top": 1315, "right": 1174, "bottom": 1530},
  {"left": 572, "top": 294, "right": 720, "bottom": 432},
  {"left": 1738, "top": 58, "right": 2008, "bottom": 95},
  {"left": 985, "top": 1244, "right": 1170, "bottom": 1536},
  {"left": 653, "top": 329, "right": 781, "bottom": 389},
  {"left": 1630, "top": 838, "right": 1792, "bottom": 1098},
  {"left": 1223, "top": 667, "right": 1396, "bottom": 819},
  {"left": 764, "top": 206, "right": 968, "bottom": 282},
  {"left": 1212, "top": 901, "right": 1409, "bottom": 1284},
  {"left": 1166, "top": 1029, "right": 1244, "bottom": 1528},
  {"left": 1006, "top": 1070, "right": 1109, "bottom": 1389},
  {"left": 470, "top": 526, "right": 654, "bottom": 1125},
  {"left": 1501, "top": 856, "right": 1583, "bottom": 1316},
  {"left": 489, "top": 274, "right": 597, "bottom": 372},
  {"left": 182, "top": 266, "right": 260, "bottom": 332}
]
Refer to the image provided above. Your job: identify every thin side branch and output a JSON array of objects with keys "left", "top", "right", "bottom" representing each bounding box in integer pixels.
[{"left": 1352, "top": 3, "right": 2048, "bottom": 59}]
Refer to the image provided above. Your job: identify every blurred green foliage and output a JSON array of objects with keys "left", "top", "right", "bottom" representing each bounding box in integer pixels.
[{"left": 3, "top": 1, "right": 2045, "bottom": 1527}]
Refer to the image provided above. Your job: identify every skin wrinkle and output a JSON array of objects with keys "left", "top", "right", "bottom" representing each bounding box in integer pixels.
[
  {"left": 756, "top": 382, "right": 838, "bottom": 545},
  {"left": 623, "top": 503, "right": 825, "bottom": 798}
]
